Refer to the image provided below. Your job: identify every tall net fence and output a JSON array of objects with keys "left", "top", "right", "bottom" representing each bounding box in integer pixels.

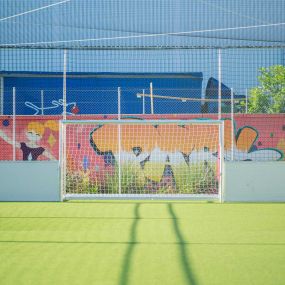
[
  {"left": 1, "top": 48, "right": 284, "bottom": 115},
  {"left": 0, "top": 0, "right": 284, "bottom": 164},
  {"left": 1, "top": 0, "right": 285, "bottom": 48}
]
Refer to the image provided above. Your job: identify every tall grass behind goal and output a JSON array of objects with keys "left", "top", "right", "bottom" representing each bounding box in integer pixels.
[{"left": 60, "top": 119, "right": 224, "bottom": 200}]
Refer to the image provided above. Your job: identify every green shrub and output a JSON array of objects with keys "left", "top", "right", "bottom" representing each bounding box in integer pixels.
[
  {"left": 104, "top": 163, "right": 145, "bottom": 194},
  {"left": 66, "top": 171, "right": 99, "bottom": 194},
  {"left": 66, "top": 161, "right": 218, "bottom": 194},
  {"left": 173, "top": 162, "right": 218, "bottom": 194}
]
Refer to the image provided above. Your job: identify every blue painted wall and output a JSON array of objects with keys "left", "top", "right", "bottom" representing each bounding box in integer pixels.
[{"left": 2, "top": 72, "right": 203, "bottom": 114}]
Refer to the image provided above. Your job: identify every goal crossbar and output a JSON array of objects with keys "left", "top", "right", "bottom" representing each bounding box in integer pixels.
[{"left": 61, "top": 119, "right": 223, "bottom": 125}]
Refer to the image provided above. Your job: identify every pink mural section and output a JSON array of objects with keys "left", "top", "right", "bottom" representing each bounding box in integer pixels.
[
  {"left": 234, "top": 114, "right": 285, "bottom": 156},
  {"left": 0, "top": 116, "right": 61, "bottom": 161},
  {"left": 0, "top": 114, "right": 285, "bottom": 161}
]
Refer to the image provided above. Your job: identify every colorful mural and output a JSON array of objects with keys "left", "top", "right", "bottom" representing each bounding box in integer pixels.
[
  {"left": 0, "top": 114, "right": 284, "bottom": 193},
  {"left": 0, "top": 114, "right": 284, "bottom": 164},
  {"left": 89, "top": 123, "right": 219, "bottom": 189},
  {"left": 85, "top": 119, "right": 283, "bottom": 192},
  {"left": 0, "top": 116, "right": 60, "bottom": 161},
  {"left": 223, "top": 119, "right": 283, "bottom": 161}
]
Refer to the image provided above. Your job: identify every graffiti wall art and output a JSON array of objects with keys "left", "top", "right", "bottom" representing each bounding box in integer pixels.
[{"left": 0, "top": 114, "right": 284, "bottom": 193}]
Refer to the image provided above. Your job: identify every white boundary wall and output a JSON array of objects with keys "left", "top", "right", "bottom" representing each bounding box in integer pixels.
[
  {"left": 223, "top": 161, "right": 285, "bottom": 202},
  {"left": 0, "top": 161, "right": 60, "bottom": 201},
  {"left": 1, "top": 161, "right": 284, "bottom": 202}
]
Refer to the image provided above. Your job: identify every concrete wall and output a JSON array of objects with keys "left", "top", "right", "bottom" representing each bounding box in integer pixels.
[
  {"left": 1, "top": 160, "right": 284, "bottom": 202},
  {"left": 0, "top": 161, "right": 60, "bottom": 201},
  {"left": 223, "top": 161, "right": 285, "bottom": 202}
]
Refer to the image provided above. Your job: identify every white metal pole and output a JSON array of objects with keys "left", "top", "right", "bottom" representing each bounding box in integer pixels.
[
  {"left": 142, "top": 89, "right": 145, "bottom": 114},
  {"left": 59, "top": 121, "right": 64, "bottom": 201},
  {"left": 63, "top": 49, "right": 67, "bottom": 120},
  {"left": 41, "top": 90, "right": 44, "bottom": 115},
  {"left": 12, "top": 87, "right": 16, "bottom": 161},
  {"left": 62, "top": 50, "right": 67, "bottom": 196},
  {"left": 245, "top": 88, "right": 248, "bottom": 114},
  {"left": 230, "top": 88, "right": 234, "bottom": 161},
  {"left": 219, "top": 121, "right": 224, "bottom": 203},
  {"left": 118, "top": 87, "right": 121, "bottom": 120},
  {"left": 218, "top": 49, "right": 222, "bottom": 120},
  {"left": 62, "top": 123, "right": 67, "bottom": 200},
  {"left": 150, "top": 82, "right": 154, "bottom": 115},
  {"left": 118, "top": 87, "right": 122, "bottom": 195},
  {"left": 63, "top": 123, "right": 67, "bottom": 200}
]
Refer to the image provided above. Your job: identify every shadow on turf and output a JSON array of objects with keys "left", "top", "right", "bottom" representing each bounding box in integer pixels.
[
  {"left": 118, "top": 203, "right": 140, "bottom": 285},
  {"left": 118, "top": 202, "right": 198, "bottom": 285},
  {"left": 168, "top": 203, "right": 198, "bottom": 285}
]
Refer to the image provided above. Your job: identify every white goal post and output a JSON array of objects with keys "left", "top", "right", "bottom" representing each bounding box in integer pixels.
[{"left": 60, "top": 119, "right": 224, "bottom": 201}]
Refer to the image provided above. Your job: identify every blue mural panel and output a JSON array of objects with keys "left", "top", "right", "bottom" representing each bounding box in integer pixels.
[{"left": 2, "top": 72, "right": 203, "bottom": 115}]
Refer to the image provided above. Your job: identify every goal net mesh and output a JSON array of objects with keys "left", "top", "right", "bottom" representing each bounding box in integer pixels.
[{"left": 61, "top": 120, "right": 222, "bottom": 197}]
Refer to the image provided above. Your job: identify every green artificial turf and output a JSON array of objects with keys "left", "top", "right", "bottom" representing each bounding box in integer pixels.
[{"left": 0, "top": 201, "right": 285, "bottom": 285}]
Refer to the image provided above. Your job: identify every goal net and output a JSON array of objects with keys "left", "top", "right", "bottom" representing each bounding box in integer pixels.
[{"left": 60, "top": 119, "right": 224, "bottom": 200}]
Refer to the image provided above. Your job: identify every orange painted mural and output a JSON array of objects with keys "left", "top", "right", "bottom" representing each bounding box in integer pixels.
[
  {"left": 88, "top": 118, "right": 283, "bottom": 187},
  {"left": 0, "top": 114, "right": 284, "bottom": 193},
  {"left": 0, "top": 115, "right": 284, "bottom": 163}
]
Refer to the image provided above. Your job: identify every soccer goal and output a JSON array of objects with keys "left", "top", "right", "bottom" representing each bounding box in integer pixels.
[{"left": 60, "top": 119, "right": 224, "bottom": 201}]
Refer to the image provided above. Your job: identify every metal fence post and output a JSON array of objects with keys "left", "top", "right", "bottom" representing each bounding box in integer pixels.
[
  {"left": 63, "top": 49, "right": 67, "bottom": 120},
  {"left": 150, "top": 82, "right": 154, "bottom": 115},
  {"left": 118, "top": 87, "right": 122, "bottom": 195},
  {"left": 12, "top": 87, "right": 16, "bottom": 161},
  {"left": 245, "top": 88, "right": 248, "bottom": 114},
  {"left": 231, "top": 88, "right": 234, "bottom": 161},
  {"left": 41, "top": 90, "right": 44, "bottom": 115},
  {"left": 59, "top": 121, "right": 66, "bottom": 201},
  {"left": 218, "top": 49, "right": 222, "bottom": 120},
  {"left": 219, "top": 121, "right": 224, "bottom": 203},
  {"left": 142, "top": 89, "right": 145, "bottom": 114},
  {"left": 0, "top": 77, "right": 3, "bottom": 115}
]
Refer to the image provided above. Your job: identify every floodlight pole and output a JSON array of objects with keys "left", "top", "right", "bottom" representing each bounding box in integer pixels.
[{"left": 218, "top": 49, "right": 222, "bottom": 120}]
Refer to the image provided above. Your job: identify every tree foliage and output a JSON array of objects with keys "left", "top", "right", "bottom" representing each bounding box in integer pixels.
[{"left": 248, "top": 65, "right": 285, "bottom": 113}]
